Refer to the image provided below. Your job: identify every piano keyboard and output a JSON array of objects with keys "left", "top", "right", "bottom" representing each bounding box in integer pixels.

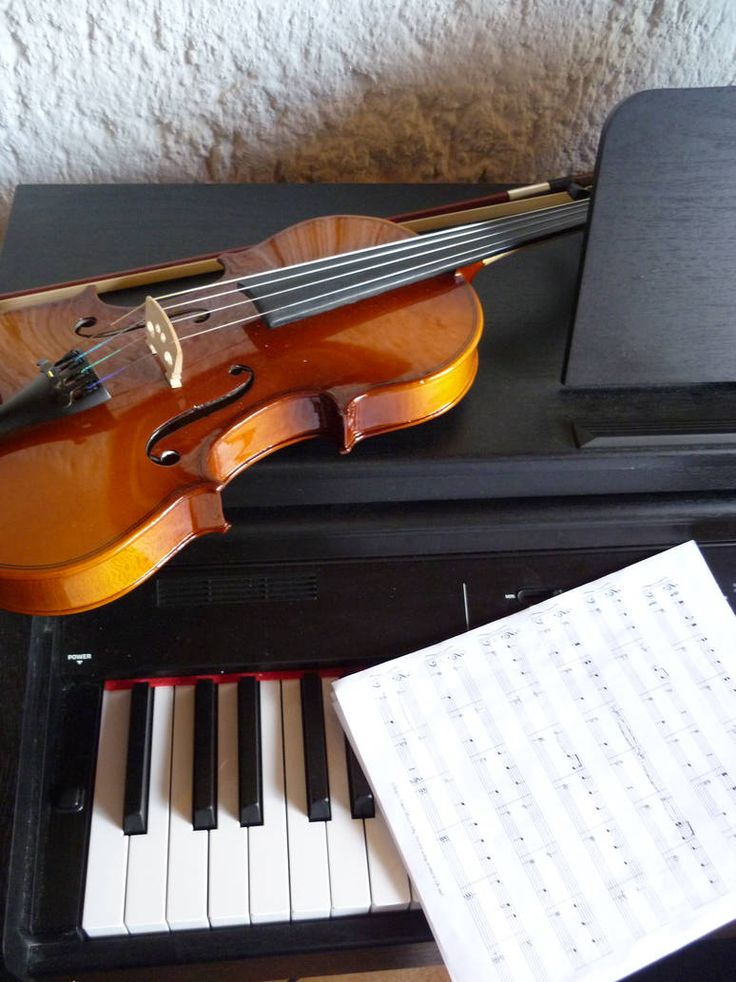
[{"left": 81, "top": 674, "right": 413, "bottom": 937}]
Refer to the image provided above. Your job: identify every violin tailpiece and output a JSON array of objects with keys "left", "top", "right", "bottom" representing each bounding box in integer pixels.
[
  {"left": 145, "top": 296, "right": 183, "bottom": 389},
  {"left": 0, "top": 349, "right": 110, "bottom": 440}
]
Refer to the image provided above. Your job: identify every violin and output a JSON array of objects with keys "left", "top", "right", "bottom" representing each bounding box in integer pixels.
[{"left": 0, "top": 185, "right": 589, "bottom": 616}]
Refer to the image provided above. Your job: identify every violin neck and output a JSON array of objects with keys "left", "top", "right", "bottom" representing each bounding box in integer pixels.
[{"left": 243, "top": 198, "right": 590, "bottom": 329}]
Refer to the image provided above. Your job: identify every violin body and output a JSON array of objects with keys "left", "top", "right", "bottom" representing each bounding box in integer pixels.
[{"left": 0, "top": 215, "right": 483, "bottom": 616}]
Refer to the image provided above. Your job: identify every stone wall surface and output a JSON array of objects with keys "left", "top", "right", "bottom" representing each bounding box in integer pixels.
[{"left": 0, "top": 0, "right": 735, "bottom": 235}]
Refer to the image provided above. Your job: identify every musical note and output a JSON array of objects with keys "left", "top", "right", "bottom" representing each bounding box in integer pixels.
[{"left": 333, "top": 542, "right": 736, "bottom": 981}]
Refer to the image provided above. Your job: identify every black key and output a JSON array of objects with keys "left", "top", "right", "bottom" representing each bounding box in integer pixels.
[
  {"left": 237, "top": 677, "right": 263, "bottom": 826},
  {"left": 345, "top": 738, "right": 375, "bottom": 819},
  {"left": 192, "top": 679, "right": 217, "bottom": 830},
  {"left": 123, "top": 682, "right": 154, "bottom": 835},
  {"left": 300, "top": 673, "right": 331, "bottom": 822}
]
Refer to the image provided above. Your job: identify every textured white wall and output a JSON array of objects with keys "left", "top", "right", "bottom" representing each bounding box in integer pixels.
[{"left": 1, "top": 0, "right": 735, "bottom": 237}]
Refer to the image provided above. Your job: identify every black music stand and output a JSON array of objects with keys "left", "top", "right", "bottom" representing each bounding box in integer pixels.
[{"left": 565, "top": 86, "right": 736, "bottom": 448}]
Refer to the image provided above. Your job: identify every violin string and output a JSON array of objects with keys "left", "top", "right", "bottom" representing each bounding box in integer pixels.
[
  {"left": 81, "top": 201, "right": 588, "bottom": 381},
  {"left": 157, "top": 200, "right": 586, "bottom": 315},
  {"left": 156, "top": 199, "right": 588, "bottom": 316},
  {"left": 83, "top": 218, "right": 490, "bottom": 357},
  {"left": 86, "top": 202, "right": 588, "bottom": 382},
  {"left": 78, "top": 198, "right": 586, "bottom": 362},
  {"left": 101, "top": 202, "right": 585, "bottom": 342},
  {"left": 163, "top": 201, "right": 589, "bottom": 327},
  {"left": 80, "top": 307, "right": 215, "bottom": 374},
  {"left": 176, "top": 203, "right": 587, "bottom": 343},
  {"left": 88, "top": 202, "right": 587, "bottom": 389}
]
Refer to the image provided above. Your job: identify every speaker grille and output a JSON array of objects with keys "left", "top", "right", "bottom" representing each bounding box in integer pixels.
[{"left": 156, "top": 570, "right": 319, "bottom": 607}]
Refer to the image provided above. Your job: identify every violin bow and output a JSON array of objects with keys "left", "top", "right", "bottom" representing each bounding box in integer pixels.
[
  {"left": 391, "top": 172, "right": 594, "bottom": 224},
  {"left": 0, "top": 175, "right": 593, "bottom": 310}
]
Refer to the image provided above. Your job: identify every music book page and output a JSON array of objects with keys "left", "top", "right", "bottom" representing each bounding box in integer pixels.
[{"left": 332, "top": 542, "right": 736, "bottom": 982}]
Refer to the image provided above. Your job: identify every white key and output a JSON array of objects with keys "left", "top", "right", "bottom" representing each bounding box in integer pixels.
[
  {"left": 82, "top": 688, "right": 131, "bottom": 937},
  {"left": 248, "top": 680, "right": 290, "bottom": 923},
  {"left": 321, "top": 678, "right": 371, "bottom": 916},
  {"left": 124, "top": 685, "right": 174, "bottom": 934},
  {"left": 166, "top": 685, "right": 209, "bottom": 929},
  {"left": 208, "top": 682, "right": 249, "bottom": 926},
  {"left": 282, "top": 679, "right": 331, "bottom": 920},
  {"left": 365, "top": 805, "right": 411, "bottom": 912}
]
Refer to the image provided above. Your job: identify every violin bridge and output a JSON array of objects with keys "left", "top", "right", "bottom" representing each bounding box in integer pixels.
[{"left": 145, "top": 296, "right": 183, "bottom": 388}]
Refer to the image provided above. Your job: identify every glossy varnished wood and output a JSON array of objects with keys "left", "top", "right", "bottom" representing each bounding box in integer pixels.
[{"left": 0, "top": 215, "right": 482, "bottom": 615}]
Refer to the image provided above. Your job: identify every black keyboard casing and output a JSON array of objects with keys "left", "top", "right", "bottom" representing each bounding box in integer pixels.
[
  {"left": 7, "top": 180, "right": 736, "bottom": 980},
  {"left": 7, "top": 501, "right": 736, "bottom": 979}
]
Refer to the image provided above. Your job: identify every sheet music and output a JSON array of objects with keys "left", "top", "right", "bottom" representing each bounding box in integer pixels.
[{"left": 332, "top": 542, "right": 736, "bottom": 982}]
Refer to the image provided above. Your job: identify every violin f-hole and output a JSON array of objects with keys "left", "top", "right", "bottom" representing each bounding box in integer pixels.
[{"left": 146, "top": 364, "right": 255, "bottom": 466}]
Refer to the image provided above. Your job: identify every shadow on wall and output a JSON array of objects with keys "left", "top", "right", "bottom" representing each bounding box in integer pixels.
[
  {"left": 199, "top": 74, "right": 598, "bottom": 190},
  {"left": 184, "top": 5, "right": 673, "bottom": 194},
  {"left": 0, "top": 30, "right": 611, "bottom": 240},
  {"left": 7, "top": 0, "right": 719, "bottom": 243},
  {"left": 3, "top": 0, "right": 735, "bottom": 248}
]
